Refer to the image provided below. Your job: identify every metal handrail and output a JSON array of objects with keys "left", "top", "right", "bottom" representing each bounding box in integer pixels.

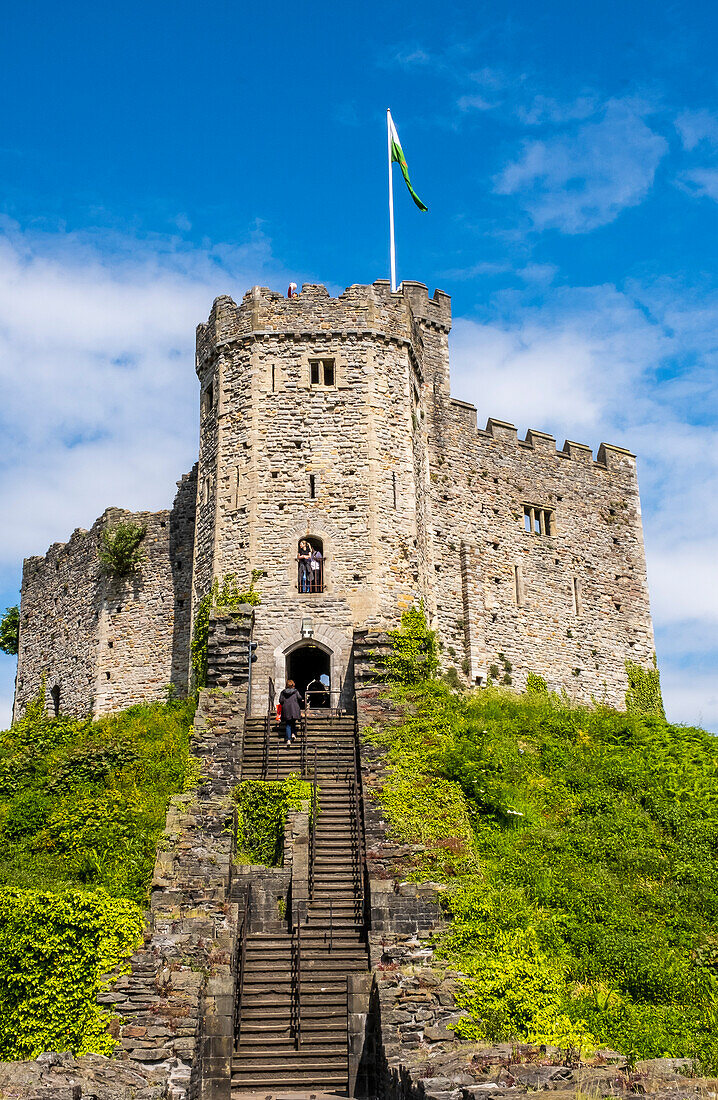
[
  {"left": 233, "top": 885, "right": 252, "bottom": 1047},
  {"left": 262, "top": 677, "right": 275, "bottom": 780},
  {"left": 291, "top": 921, "right": 302, "bottom": 1048},
  {"left": 305, "top": 687, "right": 346, "bottom": 716},
  {"left": 351, "top": 694, "right": 371, "bottom": 934},
  {"left": 309, "top": 747, "right": 317, "bottom": 900},
  {"left": 300, "top": 705, "right": 307, "bottom": 776}
]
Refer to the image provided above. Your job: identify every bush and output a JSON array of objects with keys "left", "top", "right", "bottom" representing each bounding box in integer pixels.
[
  {"left": 369, "top": 678, "right": 718, "bottom": 1069},
  {"left": 0, "top": 694, "right": 196, "bottom": 904},
  {"left": 234, "top": 773, "right": 311, "bottom": 865},
  {"left": 0, "top": 606, "right": 19, "bottom": 656},
  {"left": 98, "top": 522, "right": 146, "bottom": 578},
  {"left": 0, "top": 888, "right": 142, "bottom": 1060}
]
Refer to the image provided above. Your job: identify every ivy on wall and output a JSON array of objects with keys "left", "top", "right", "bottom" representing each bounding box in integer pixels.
[
  {"left": 625, "top": 656, "right": 665, "bottom": 718},
  {"left": 0, "top": 888, "right": 142, "bottom": 1060},
  {"left": 98, "top": 522, "right": 147, "bottom": 579},
  {"left": 190, "top": 571, "right": 263, "bottom": 689},
  {"left": 234, "top": 773, "right": 311, "bottom": 865},
  {"left": 381, "top": 602, "right": 439, "bottom": 684}
]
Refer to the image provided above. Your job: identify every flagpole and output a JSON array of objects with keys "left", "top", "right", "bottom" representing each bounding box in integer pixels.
[{"left": 387, "top": 108, "right": 397, "bottom": 292}]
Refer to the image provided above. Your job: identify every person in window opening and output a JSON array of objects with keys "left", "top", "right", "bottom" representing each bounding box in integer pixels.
[
  {"left": 297, "top": 539, "right": 311, "bottom": 593},
  {"left": 310, "top": 545, "right": 323, "bottom": 592},
  {"left": 278, "top": 678, "right": 303, "bottom": 746},
  {"left": 287, "top": 282, "right": 298, "bottom": 298}
]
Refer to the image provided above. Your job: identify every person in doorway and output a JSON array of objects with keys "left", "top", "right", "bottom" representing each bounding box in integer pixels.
[
  {"left": 278, "top": 678, "right": 303, "bottom": 746},
  {"left": 309, "top": 545, "right": 323, "bottom": 592},
  {"left": 297, "top": 539, "right": 311, "bottom": 593}
]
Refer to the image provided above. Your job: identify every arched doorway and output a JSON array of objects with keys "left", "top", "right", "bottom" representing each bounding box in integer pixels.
[{"left": 286, "top": 643, "right": 330, "bottom": 707}]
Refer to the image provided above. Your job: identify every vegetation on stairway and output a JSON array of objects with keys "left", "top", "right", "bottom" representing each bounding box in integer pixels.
[
  {"left": 234, "top": 773, "right": 311, "bottom": 865},
  {"left": 0, "top": 688, "right": 196, "bottom": 1060},
  {"left": 191, "top": 571, "right": 263, "bottom": 689},
  {"left": 365, "top": 606, "right": 718, "bottom": 1070}
]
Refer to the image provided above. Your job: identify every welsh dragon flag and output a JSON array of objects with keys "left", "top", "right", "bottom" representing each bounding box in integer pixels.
[{"left": 389, "top": 113, "right": 428, "bottom": 212}]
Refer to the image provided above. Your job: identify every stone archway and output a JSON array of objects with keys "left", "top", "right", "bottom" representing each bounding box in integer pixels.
[{"left": 285, "top": 640, "right": 331, "bottom": 705}]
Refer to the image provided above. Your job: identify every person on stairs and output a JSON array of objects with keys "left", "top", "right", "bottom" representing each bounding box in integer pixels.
[{"left": 278, "top": 678, "right": 304, "bottom": 746}]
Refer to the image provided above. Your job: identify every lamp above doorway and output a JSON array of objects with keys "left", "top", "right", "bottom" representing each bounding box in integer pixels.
[{"left": 300, "top": 617, "right": 314, "bottom": 640}]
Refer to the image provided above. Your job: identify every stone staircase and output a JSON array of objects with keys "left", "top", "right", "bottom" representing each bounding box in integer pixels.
[
  {"left": 239, "top": 711, "right": 355, "bottom": 781},
  {"left": 232, "top": 714, "right": 369, "bottom": 1096}
]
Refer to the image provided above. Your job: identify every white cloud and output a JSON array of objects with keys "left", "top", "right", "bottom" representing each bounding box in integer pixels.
[
  {"left": 659, "top": 668, "right": 718, "bottom": 730},
  {"left": 675, "top": 109, "right": 718, "bottom": 151},
  {"left": 0, "top": 220, "right": 288, "bottom": 568},
  {"left": 495, "top": 99, "right": 668, "bottom": 233},
  {"left": 680, "top": 167, "right": 718, "bottom": 201}
]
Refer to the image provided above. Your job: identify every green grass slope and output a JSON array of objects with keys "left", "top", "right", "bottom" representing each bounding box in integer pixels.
[
  {"left": 0, "top": 691, "right": 196, "bottom": 1060},
  {"left": 366, "top": 680, "right": 718, "bottom": 1069}
]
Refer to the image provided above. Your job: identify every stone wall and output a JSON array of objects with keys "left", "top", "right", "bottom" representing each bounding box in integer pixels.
[
  {"left": 15, "top": 469, "right": 196, "bottom": 719},
  {"left": 104, "top": 687, "right": 246, "bottom": 1100},
  {"left": 427, "top": 413, "right": 655, "bottom": 705}
]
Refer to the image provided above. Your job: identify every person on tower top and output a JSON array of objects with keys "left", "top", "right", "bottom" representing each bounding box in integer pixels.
[{"left": 287, "top": 282, "right": 298, "bottom": 298}]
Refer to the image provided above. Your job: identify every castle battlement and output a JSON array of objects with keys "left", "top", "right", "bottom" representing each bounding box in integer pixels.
[
  {"left": 195, "top": 280, "right": 451, "bottom": 377},
  {"left": 448, "top": 405, "right": 637, "bottom": 472}
]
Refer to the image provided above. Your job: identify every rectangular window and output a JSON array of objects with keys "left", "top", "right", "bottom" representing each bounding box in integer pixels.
[
  {"left": 309, "top": 474, "right": 316, "bottom": 499},
  {"left": 524, "top": 505, "right": 555, "bottom": 536},
  {"left": 309, "top": 358, "right": 336, "bottom": 387}
]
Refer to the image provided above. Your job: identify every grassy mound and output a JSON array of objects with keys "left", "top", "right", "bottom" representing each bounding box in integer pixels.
[
  {"left": 0, "top": 693, "right": 196, "bottom": 1059},
  {"left": 366, "top": 681, "right": 718, "bottom": 1069}
]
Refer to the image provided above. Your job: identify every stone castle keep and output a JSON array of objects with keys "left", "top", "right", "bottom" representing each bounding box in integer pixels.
[{"left": 13, "top": 278, "right": 656, "bottom": 720}]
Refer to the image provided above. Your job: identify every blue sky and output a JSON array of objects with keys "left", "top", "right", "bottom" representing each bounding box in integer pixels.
[{"left": 1, "top": 0, "right": 717, "bottom": 728}]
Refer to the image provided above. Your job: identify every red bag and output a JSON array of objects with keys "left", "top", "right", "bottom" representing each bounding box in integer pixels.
[{"left": 276, "top": 704, "right": 282, "bottom": 723}]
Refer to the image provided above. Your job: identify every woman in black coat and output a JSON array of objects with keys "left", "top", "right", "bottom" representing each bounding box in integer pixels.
[{"left": 278, "top": 679, "right": 304, "bottom": 745}]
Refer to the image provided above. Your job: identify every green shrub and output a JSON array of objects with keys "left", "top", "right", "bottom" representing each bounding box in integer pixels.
[
  {"left": 191, "top": 571, "right": 263, "bottom": 689},
  {"left": 234, "top": 773, "right": 311, "bottom": 865},
  {"left": 0, "top": 694, "right": 196, "bottom": 904},
  {"left": 0, "top": 606, "right": 19, "bottom": 656},
  {"left": 0, "top": 888, "right": 142, "bottom": 1060},
  {"left": 369, "top": 678, "right": 718, "bottom": 1069},
  {"left": 98, "top": 521, "right": 147, "bottom": 578},
  {"left": 526, "top": 672, "right": 548, "bottom": 695}
]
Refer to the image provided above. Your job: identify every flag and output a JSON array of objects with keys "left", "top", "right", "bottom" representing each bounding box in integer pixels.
[{"left": 388, "top": 113, "right": 428, "bottom": 212}]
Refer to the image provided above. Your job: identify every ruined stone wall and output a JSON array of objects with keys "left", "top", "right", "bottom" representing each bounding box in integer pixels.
[
  {"left": 15, "top": 472, "right": 197, "bottom": 719},
  {"left": 426, "top": 405, "right": 655, "bottom": 706}
]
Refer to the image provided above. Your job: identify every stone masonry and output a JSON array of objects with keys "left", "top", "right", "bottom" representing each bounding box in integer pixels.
[{"left": 14, "top": 279, "right": 655, "bottom": 719}]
